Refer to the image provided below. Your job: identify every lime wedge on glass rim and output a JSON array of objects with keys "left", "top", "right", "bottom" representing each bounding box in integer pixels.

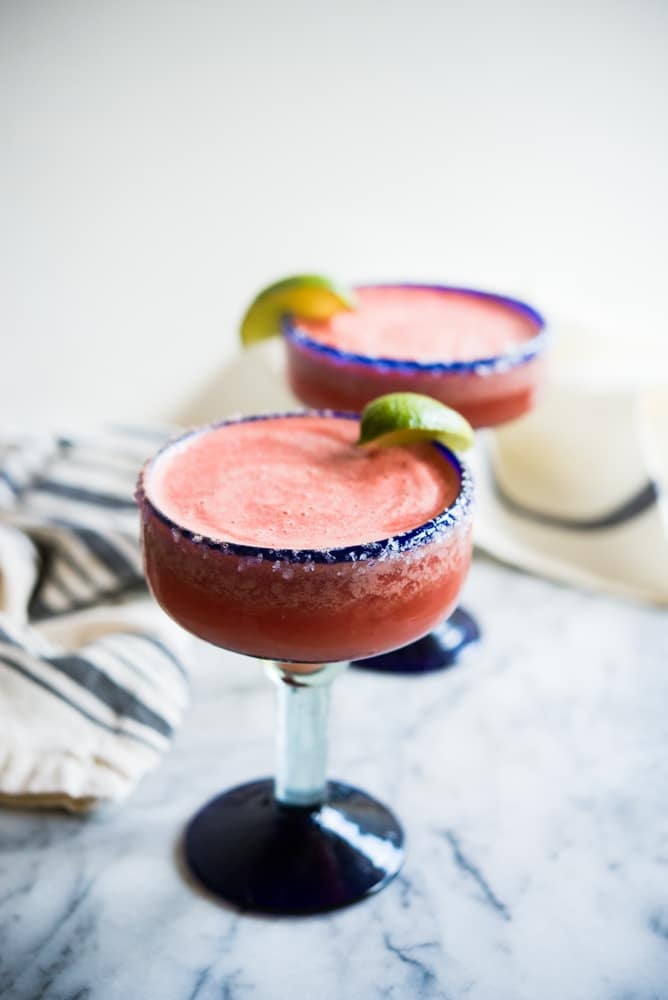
[
  {"left": 239, "top": 274, "right": 355, "bottom": 346},
  {"left": 357, "top": 392, "right": 474, "bottom": 452}
]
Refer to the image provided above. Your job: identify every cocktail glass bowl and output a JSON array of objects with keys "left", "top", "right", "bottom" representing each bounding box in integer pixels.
[
  {"left": 136, "top": 412, "right": 474, "bottom": 913},
  {"left": 284, "top": 284, "right": 547, "bottom": 429}
]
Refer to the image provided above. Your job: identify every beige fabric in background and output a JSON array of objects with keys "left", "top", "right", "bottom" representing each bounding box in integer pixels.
[{"left": 474, "top": 322, "right": 668, "bottom": 605}]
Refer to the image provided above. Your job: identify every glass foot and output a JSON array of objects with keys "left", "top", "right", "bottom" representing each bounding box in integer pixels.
[
  {"left": 352, "top": 606, "right": 480, "bottom": 674},
  {"left": 183, "top": 778, "right": 405, "bottom": 914}
]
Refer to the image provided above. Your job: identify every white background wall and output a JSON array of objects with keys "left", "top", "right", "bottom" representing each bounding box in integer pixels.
[{"left": 2, "top": 0, "right": 667, "bottom": 430}]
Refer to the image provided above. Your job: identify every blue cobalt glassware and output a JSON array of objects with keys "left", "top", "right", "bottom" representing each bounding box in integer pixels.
[
  {"left": 282, "top": 283, "right": 547, "bottom": 673},
  {"left": 137, "top": 412, "right": 474, "bottom": 912}
]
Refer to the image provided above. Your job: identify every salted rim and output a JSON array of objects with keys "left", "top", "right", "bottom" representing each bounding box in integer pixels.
[
  {"left": 136, "top": 410, "right": 474, "bottom": 564},
  {"left": 283, "top": 282, "right": 548, "bottom": 375}
]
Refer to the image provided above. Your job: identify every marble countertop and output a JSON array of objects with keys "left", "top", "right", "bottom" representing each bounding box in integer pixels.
[{"left": 1, "top": 555, "right": 667, "bottom": 1000}]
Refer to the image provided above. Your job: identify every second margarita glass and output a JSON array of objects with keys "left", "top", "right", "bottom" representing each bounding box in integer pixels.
[{"left": 280, "top": 283, "right": 547, "bottom": 671}]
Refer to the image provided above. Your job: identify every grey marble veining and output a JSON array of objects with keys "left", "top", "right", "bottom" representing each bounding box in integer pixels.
[{"left": 1, "top": 556, "right": 668, "bottom": 1000}]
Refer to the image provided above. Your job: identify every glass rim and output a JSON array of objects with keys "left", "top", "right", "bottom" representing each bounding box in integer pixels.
[
  {"left": 137, "top": 410, "right": 474, "bottom": 565},
  {"left": 282, "top": 282, "right": 548, "bottom": 375}
]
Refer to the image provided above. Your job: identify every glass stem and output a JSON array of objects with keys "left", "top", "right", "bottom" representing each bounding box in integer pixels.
[{"left": 267, "top": 662, "right": 344, "bottom": 808}]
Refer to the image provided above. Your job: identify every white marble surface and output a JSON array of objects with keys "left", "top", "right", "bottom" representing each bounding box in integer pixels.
[{"left": 1, "top": 555, "right": 668, "bottom": 1000}]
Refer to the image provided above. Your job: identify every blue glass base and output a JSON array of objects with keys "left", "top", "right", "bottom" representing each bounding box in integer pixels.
[
  {"left": 352, "top": 606, "right": 480, "bottom": 674},
  {"left": 183, "top": 779, "right": 404, "bottom": 914}
]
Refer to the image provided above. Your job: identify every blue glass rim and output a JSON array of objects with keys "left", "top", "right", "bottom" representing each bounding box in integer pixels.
[
  {"left": 282, "top": 283, "right": 548, "bottom": 374},
  {"left": 137, "top": 410, "right": 474, "bottom": 565}
]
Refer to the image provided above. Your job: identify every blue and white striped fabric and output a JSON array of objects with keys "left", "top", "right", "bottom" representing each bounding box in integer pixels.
[{"left": 0, "top": 426, "right": 189, "bottom": 812}]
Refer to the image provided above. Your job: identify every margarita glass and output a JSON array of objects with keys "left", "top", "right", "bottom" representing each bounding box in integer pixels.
[
  {"left": 285, "top": 284, "right": 547, "bottom": 427},
  {"left": 281, "top": 283, "right": 547, "bottom": 671},
  {"left": 137, "top": 411, "right": 473, "bottom": 913}
]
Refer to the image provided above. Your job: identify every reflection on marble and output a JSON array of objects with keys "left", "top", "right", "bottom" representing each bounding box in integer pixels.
[{"left": 1, "top": 556, "right": 667, "bottom": 1000}]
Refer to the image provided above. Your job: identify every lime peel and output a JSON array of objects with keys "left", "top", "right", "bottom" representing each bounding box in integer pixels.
[
  {"left": 357, "top": 392, "right": 474, "bottom": 453},
  {"left": 240, "top": 274, "right": 355, "bottom": 346}
]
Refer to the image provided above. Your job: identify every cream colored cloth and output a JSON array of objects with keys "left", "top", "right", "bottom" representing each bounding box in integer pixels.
[
  {"left": 0, "top": 427, "right": 189, "bottom": 813},
  {"left": 474, "top": 323, "right": 668, "bottom": 605}
]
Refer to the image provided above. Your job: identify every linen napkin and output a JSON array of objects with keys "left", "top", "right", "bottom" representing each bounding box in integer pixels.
[
  {"left": 473, "top": 324, "right": 668, "bottom": 606},
  {"left": 0, "top": 426, "right": 189, "bottom": 812}
]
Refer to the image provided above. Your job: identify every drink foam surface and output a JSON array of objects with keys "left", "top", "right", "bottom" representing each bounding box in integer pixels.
[
  {"left": 296, "top": 286, "right": 539, "bottom": 363},
  {"left": 146, "top": 416, "right": 459, "bottom": 549}
]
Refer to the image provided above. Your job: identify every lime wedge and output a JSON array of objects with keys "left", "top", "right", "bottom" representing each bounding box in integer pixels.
[
  {"left": 357, "top": 392, "right": 474, "bottom": 452},
  {"left": 239, "top": 274, "right": 355, "bottom": 346}
]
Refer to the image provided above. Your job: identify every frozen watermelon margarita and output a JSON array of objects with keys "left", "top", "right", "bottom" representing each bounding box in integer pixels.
[
  {"left": 137, "top": 407, "right": 474, "bottom": 913},
  {"left": 138, "top": 411, "right": 473, "bottom": 663},
  {"left": 284, "top": 284, "right": 547, "bottom": 427},
  {"left": 241, "top": 279, "right": 545, "bottom": 672}
]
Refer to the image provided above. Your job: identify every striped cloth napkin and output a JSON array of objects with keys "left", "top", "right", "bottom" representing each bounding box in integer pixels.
[{"left": 0, "top": 426, "right": 189, "bottom": 812}]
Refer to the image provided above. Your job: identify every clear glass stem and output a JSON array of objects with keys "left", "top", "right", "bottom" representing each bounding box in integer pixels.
[{"left": 266, "top": 662, "right": 345, "bottom": 807}]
